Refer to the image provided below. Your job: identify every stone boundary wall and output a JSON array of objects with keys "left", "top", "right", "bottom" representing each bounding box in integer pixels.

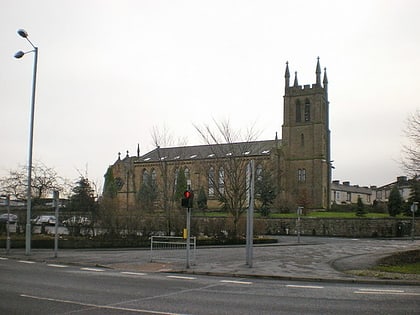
[{"left": 192, "top": 217, "right": 419, "bottom": 238}]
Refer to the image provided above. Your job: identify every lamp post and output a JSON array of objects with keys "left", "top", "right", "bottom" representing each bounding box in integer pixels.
[{"left": 15, "top": 28, "right": 38, "bottom": 256}]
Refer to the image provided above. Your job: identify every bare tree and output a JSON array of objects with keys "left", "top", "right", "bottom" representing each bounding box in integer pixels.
[
  {"left": 402, "top": 109, "right": 420, "bottom": 176},
  {"left": 0, "top": 162, "right": 66, "bottom": 201},
  {"left": 194, "top": 119, "right": 260, "bottom": 237}
]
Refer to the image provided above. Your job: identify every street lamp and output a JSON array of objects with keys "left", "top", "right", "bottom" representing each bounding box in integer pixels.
[{"left": 15, "top": 28, "right": 38, "bottom": 255}]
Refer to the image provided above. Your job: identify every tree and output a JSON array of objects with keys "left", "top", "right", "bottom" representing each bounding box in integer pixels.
[
  {"left": 401, "top": 109, "right": 420, "bottom": 177},
  {"left": 68, "top": 177, "right": 96, "bottom": 213},
  {"left": 388, "top": 186, "right": 403, "bottom": 217},
  {"left": 103, "top": 167, "right": 118, "bottom": 199},
  {"left": 255, "top": 168, "right": 277, "bottom": 217},
  {"left": 0, "top": 162, "right": 67, "bottom": 202},
  {"left": 197, "top": 187, "right": 208, "bottom": 211},
  {"left": 405, "top": 177, "right": 420, "bottom": 217},
  {"left": 195, "top": 119, "right": 260, "bottom": 236},
  {"left": 356, "top": 196, "right": 366, "bottom": 217}
]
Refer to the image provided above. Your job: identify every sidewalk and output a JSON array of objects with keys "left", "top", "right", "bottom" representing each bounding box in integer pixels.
[{"left": 2, "top": 236, "right": 419, "bottom": 284}]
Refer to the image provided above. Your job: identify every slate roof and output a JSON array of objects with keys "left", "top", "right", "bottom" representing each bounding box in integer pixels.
[{"left": 134, "top": 140, "right": 279, "bottom": 164}]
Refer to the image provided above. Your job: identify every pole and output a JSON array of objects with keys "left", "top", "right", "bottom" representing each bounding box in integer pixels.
[
  {"left": 25, "top": 46, "right": 38, "bottom": 256},
  {"left": 186, "top": 181, "right": 191, "bottom": 269},
  {"left": 186, "top": 207, "right": 191, "bottom": 269},
  {"left": 412, "top": 202, "right": 418, "bottom": 242},
  {"left": 53, "top": 190, "right": 59, "bottom": 258},
  {"left": 246, "top": 160, "right": 254, "bottom": 267},
  {"left": 297, "top": 207, "right": 302, "bottom": 243},
  {"left": 6, "top": 195, "right": 11, "bottom": 254}
]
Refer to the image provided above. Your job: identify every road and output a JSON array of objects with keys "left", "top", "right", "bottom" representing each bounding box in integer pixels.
[{"left": 0, "top": 256, "right": 419, "bottom": 314}]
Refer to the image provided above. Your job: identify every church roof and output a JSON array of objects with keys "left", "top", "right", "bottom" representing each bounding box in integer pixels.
[{"left": 134, "top": 139, "right": 279, "bottom": 164}]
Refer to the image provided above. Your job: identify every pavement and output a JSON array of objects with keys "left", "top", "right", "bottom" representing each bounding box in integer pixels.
[{"left": 2, "top": 236, "right": 420, "bottom": 285}]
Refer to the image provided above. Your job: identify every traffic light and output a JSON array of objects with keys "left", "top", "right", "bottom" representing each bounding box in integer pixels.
[{"left": 181, "top": 190, "right": 194, "bottom": 208}]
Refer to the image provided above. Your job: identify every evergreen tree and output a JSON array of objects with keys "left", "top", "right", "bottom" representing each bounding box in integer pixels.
[
  {"left": 69, "top": 177, "right": 96, "bottom": 214},
  {"left": 356, "top": 196, "right": 366, "bottom": 217},
  {"left": 255, "top": 168, "right": 277, "bottom": 217},
  {"left": 197, "top": 186, "right": 208, "bottom": 210},
  {"left": 174, "top": 168, "right": 187, "bottom": 202},
  {"left": 406, "top": 177, "right": 420, "bottom": 216},
  {"left": 388, "top": 185, "right": 402, "bottom": 217},
  {"left": 103, "top": 167, "right": 118, "bottom": 199}
]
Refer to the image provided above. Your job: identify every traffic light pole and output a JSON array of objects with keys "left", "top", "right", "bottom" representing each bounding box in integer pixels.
[{"left": 186, "top": 206, "right": 191, "bottom": 269}]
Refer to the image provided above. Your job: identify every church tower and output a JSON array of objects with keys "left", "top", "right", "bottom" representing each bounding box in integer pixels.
[{"left": 281, "top": 58, "right": 331, "bottom": 209}]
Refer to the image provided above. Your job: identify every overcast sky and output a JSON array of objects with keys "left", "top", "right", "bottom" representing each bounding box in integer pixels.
[{"left": 1, "top": 0, "right": 419, "bottom": 193}]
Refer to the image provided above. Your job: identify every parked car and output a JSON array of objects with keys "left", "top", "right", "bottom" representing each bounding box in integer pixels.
[
  {"left": 32, "top": 215, "right": 56, "bottom": 226},
  {"left": 63, "top": 216, "right": 91, "bottom": 226},
  {"left": 0, "top": 213, "right": 18, "bottom": 224}
]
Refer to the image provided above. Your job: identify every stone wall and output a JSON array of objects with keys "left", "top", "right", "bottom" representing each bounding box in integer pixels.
[{"left": 192, "top": 217, "right": 419, "bottom": 238}]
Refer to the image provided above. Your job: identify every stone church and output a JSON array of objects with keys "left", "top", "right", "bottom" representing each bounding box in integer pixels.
[{"left": 106, "top": 58, "right": 331, "bottom": 211}]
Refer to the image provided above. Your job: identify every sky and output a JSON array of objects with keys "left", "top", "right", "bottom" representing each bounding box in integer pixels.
[{"left": 1, "top": 0, "right": 419, "bottom": 194}]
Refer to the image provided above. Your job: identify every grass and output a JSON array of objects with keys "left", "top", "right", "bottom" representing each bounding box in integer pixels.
[{"left": 374, "top": 262, "right": 420, "bottom": 274}]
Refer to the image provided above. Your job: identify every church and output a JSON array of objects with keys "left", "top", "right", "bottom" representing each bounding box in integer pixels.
[{"left": 105, "top": 58, "right": 331, "bottom": 211}]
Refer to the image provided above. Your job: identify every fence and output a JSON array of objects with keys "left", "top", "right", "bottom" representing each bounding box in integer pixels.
[{"left": 150, "top": 236, "right": 196, "bottom": 264}]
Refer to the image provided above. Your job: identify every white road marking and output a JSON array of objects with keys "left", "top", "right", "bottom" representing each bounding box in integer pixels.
[
  {"left": 20, "top": 294, "right": 183, "bottom": 314},
  {"left": 121, "top": 271, "right": 147, "bottom": 276},
  {"left": 80, "top": 267, "right": 105, "bottom": 272},
  {"left": 220, "top": 280, "right": 253, "bottom": 285},
  {"left": 357, "top": 289, "right": 405, "bottom": 293},
  {"left": 18, "top": 260, "right": 35, "bottom": 264},
  {"left": 354, "top": 288, "right": 420, "bottom": 296},
  {"left": 286, "top": 284, "right": 324, "bottom": 289},
  {"left": 47, "top": 264, "right": 68, "bottom": 268},
  {"left": 167, "top": 275, "right": 196, "bottom": 280},
  {"left": 0, "top": 257, "right": 8, "bottom": 260}
]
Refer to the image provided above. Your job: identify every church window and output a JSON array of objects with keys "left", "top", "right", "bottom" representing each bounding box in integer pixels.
[
  {"left": 298, "top": 169, "right": 306, "bottom": 182},
  {"left": 142, "top": 169, "right": 149, "bottom": 184},
  {"left": 295, "top": 100, "right": 301, "bottom": 122},
  {"left": 151, "top": 169, "right": 157, "bottom": 185},
  {"left": 218, "top": 167, "right": 225, "bottom": 194},
  {"left": 304, "top": 100, "right": 311, "bottom": 121},
  {"left": 184, "top": 167, "right": 190, "bottom": 180},
  {"left": 256, "top": 164, "right": 263, "bottom": 181},
  {"left": 208, "top": 167, "right": 215, "bottom": 196}
]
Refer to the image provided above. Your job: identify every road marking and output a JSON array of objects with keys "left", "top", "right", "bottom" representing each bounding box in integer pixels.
[
  {"left": 18, "top": 260, "right": 36, "bottom": 264},
  {"left": 167, "top": 275, "right": 196, "bottom": 280},
  {"left": 354, "top": 288, "right": 420, "bottom": 296},
  {"left": 357, "top": 289, "right": 405, "bottom": 293},
  {"left": 0, "top": 257, "right": 8, "bottom": 260},
  {"left": 220, "top": 280, "right": 253, "bottom": 285},
  {"left": 286, "top": 284, "right": 324, "bottom": 289},
  {"left": 20, "top": 294, "right": 184, "bottom": 314},
  {"left": 121, "top": 271, "right": 147, "bottom": 276},
  {"left": 80, "top": 267, "right": 105, "bottom": 272},
  {"left": 47, "top": 264, "right": 68, "bottom": 268}
]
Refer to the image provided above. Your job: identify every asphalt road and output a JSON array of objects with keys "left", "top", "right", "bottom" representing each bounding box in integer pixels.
[{"left": 1, "top": 256, "right": 419, "bottom": 315}]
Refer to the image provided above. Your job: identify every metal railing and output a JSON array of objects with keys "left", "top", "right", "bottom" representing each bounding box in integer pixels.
[{"left": 150, "top": 236, "right": 196, "bottom": 264}]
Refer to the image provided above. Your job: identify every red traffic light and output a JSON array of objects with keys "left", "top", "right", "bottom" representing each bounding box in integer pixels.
[{"left": 184, "top": 190, "right": 192, "bottom": 199}]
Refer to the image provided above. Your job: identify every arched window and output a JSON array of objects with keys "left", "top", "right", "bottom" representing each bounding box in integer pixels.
[
  {"left": 295, "top": 99, "right": 302, "bottom": 122},
  {"left": 184, "top": 167, "right": 190, "bottom": 180},
  {"left": 218, "top": 167, "right": 225, "bottom": 194},
  {"left": 208, "top": 167, "right": 215, "bottom": 196},
  {"left": 151, "top": 169, "right": 157, "bottom": 185},
  {"left": 142, "top": 169, "right": 149, "bottom": 184},
  {"left": 256, "top": 164, "right": 263, "bottom": 181},
  {"left": 304, "top": 99, "right": 311, "bottom": 122}
]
